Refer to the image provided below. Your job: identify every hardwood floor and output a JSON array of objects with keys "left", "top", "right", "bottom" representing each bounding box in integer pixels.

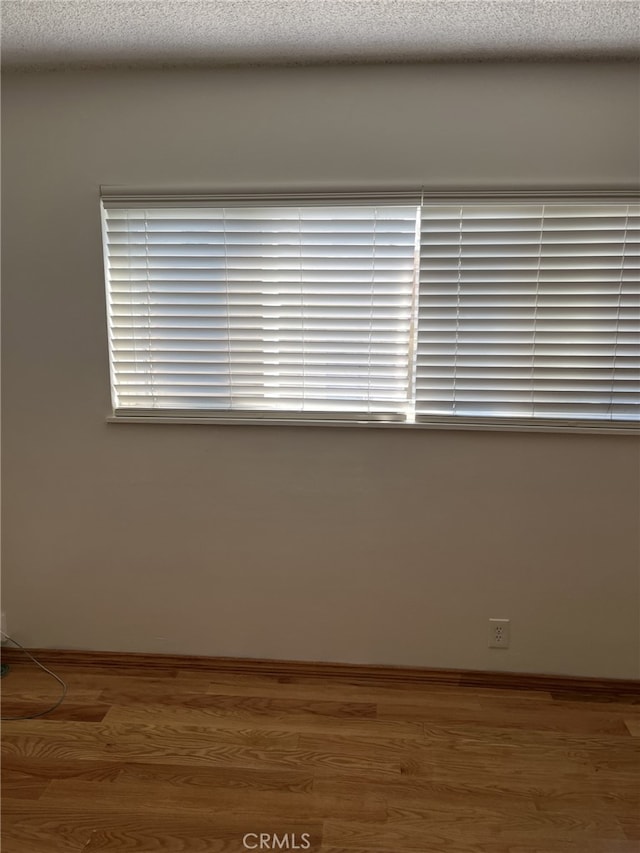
[{"left": 1, "top": 657, "right": 639, "bottom": 852}]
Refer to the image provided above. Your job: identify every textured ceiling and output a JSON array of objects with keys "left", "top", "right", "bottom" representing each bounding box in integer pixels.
[{"left": 1, "top": 0, "right": 639, "bottom": 69}]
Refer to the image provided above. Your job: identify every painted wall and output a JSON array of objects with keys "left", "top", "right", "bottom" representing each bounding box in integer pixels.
[{"left": 2, "top": 62, "right": 639, "bottom": 678}]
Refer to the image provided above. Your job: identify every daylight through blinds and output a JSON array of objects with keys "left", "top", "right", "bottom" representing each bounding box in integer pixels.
[
  {"left": 102, "top": 195, "right": 640, "bottom": 427},
  {"left": 416, "top": 203, "right": 639, "bottom": 421},
  {"left": 104, "top": 205, "right": 418, "bottom": 417}
]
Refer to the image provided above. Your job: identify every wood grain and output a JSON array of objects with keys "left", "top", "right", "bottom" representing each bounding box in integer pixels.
[
  {"left": 624, "top": 717, "right": 640, "bottom": 736},
  {"left": 1, "top": 656, "right": 638, "bottom": 853}
]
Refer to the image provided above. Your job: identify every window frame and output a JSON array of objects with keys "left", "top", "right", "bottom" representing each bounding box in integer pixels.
[{"left": 101, "top": 187, "right": 640, "bottom": 435}]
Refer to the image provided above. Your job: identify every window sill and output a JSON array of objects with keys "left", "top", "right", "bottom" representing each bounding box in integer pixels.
[{"left": 106, "top": 415, "right": 639, "bottom": 435}]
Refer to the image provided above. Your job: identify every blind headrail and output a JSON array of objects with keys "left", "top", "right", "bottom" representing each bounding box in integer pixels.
[{"left": 100, "top": 186, "right": 640, "bottom": 208}]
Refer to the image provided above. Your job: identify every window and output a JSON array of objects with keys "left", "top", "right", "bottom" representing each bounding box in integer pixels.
[{"left": 102, "top": 191, "right": 639, "bottom": 431}]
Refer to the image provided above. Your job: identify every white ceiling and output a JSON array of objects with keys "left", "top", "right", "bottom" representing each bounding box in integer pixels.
[{"left": 1, "top": 0, "right": 639, "bottom": 69}]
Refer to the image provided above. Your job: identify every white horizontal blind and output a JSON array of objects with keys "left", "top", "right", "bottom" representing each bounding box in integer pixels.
[
  {"left": 103, "top": 204, "right": 417, "bottom": 417},
  {"left": 416, "top": 202, "right": 640, "bottom": 422}
]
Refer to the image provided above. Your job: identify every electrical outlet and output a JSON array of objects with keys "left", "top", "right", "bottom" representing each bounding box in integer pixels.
[{"left": 489, "top": 618, "right": 510, "bottom": 649}]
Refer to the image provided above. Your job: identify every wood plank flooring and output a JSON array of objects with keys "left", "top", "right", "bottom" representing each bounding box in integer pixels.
[{"left": 1, "top": 659, "right": 639, "bottom": 852}]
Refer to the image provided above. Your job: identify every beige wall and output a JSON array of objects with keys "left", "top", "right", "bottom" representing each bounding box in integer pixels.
[{"left": 2, "top": 62, "right": 639, "bottom": 678}]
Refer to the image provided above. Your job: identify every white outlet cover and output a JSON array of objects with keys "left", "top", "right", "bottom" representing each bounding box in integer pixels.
[{"left": 489, "top": 618, "right": 510, "bottom": 649}]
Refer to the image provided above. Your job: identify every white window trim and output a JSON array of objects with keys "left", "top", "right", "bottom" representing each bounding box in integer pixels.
[
  {"left": 106, "top": 414, "right": 639, "bottom": 435},
  {"left": 101, "top": 186, "right": 640, "bottom": 435}
]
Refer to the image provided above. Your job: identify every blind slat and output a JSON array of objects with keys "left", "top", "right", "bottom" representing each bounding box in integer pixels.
[
  {"left": 104, "top": 204, "right": 417, "bottom": 415},
  {"left": 103, "top": 197, "right": 639, "bottom": 425},
  {"left": 415, "top": 202, "right": 639, "bottom": 422}
]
